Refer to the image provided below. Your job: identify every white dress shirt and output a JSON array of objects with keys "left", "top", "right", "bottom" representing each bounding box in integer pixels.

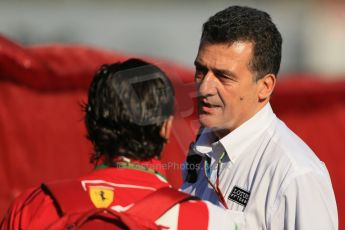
[{"left": 181, "top": 103, "right": 338, "bottom": 230}]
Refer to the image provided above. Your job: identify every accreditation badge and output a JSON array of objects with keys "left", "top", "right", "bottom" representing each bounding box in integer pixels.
[{"left": 89, "top": 186, "right": 114, "bottom": 208}]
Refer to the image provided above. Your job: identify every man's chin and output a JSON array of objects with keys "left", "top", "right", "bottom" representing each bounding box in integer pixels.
[
  {"left": 198, "top": 114, "right": 216, "bottom": 129},
  {"left": 198, "top": 115, "right": 232, "bottom": 137}
]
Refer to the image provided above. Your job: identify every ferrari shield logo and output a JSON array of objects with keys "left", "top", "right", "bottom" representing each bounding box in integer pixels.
[{"left": 89, "top": 186, "right": 114, "bottom": 208}]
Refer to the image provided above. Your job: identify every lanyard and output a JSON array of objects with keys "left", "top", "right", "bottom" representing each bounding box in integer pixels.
[
  {"left": 204, "top": 152, "right": 229, "bottom": 209},
  {"left": 95, "top": 161, "right": 166, "bottom": 180}
]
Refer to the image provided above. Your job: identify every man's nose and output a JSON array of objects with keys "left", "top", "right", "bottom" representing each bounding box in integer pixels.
[{"left": 197, "top": 72, "right": 217, "bottom": 97}]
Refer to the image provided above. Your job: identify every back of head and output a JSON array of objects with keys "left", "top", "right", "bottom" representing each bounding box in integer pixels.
[
  {"left": 84, "top": 59, "right": 174, "bottom": 164},
  {"left": 201, "top": 5, "right": 282, "bottom": 79}
]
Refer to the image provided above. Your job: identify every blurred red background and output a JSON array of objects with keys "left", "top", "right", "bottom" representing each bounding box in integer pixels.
[{"left": 1, "top": 35, "right": 344, "bottom": 228}]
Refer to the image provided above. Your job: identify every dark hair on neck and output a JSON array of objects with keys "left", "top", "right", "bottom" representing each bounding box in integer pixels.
[
  {"left": 201, "top": 5, "right": 282, "bottom": 80},
  {"left": 84, "top": 58, "right": 174, "bottom": 165}
]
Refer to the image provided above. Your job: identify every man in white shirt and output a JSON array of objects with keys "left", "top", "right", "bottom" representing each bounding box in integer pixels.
[{"left": 181, "top": 5, "right": 338, "bottom": 229}]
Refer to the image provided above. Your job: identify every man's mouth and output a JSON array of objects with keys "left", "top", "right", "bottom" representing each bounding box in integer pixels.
[{"left": 198, "top": 99, "right": 220, "bottom": 113}]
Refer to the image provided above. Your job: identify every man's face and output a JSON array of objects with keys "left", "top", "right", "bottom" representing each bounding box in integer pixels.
[{"left": 194, "top": 41, "right": 263, "bottom": 138}]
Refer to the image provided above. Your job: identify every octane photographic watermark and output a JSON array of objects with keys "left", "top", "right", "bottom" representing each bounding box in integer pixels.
[{"left": 144, "top": 161, "right": 201, "bottom": 171}]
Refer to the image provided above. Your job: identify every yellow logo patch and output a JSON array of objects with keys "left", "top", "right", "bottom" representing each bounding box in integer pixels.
[{"left": 89, "top": 186, "right": 114, "bottom": 208}]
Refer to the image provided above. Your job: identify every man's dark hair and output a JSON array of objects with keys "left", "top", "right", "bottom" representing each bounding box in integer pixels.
[
  {"left": 201, "top": 5, "right": 282, "bottom": 80},
  {"left": 84, "top": 58, "right": 174, "bottom": 165}
]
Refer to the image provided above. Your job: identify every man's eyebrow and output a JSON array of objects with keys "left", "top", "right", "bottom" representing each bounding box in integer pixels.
[
  {"left": 194, "top": 60, "right": 237, "bottom": 78},
  {"left": 212, "top": 68, "right": 235, "bottom": 77}
]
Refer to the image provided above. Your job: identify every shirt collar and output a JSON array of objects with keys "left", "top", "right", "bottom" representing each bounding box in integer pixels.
[{"left": 194, "top": 103, "right": 276, "bottom": 163}]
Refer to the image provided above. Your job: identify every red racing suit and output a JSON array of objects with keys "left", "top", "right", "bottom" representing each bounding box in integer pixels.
[{"left": 0, "top": 160, "right": 236, "bottom": 229}]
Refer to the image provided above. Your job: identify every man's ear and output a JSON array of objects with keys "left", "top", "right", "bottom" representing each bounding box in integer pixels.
[
  {"left": 160, "top": 116, "right": 174, "bottom": 141},
  {"left": 258, "top": 74, "right": 276, "bottom": 101}
]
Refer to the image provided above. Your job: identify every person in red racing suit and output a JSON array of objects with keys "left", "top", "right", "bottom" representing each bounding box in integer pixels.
[{"left": 1, "top": 59, "right": 237, "bottom": 230}]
